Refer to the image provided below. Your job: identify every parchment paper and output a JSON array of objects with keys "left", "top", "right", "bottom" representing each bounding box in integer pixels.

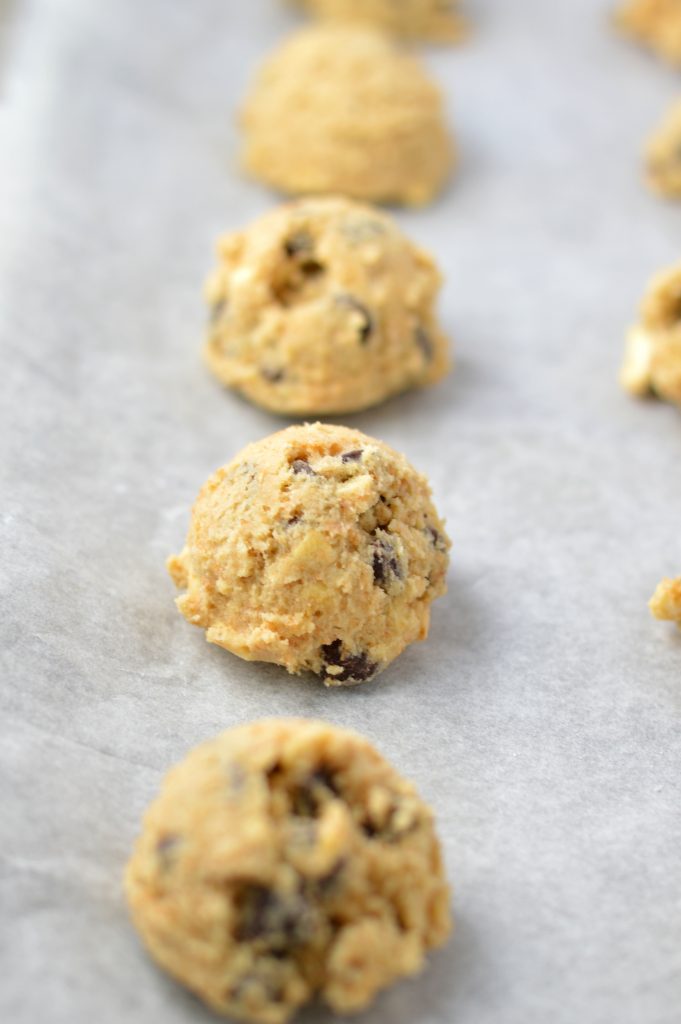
[{"left": 1, "top": 1, "right": 680, "bottom": 1022}]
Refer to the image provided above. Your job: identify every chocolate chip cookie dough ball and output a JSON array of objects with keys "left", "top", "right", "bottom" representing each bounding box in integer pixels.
[
  {"left": 292, "top": 0, "right": 466, "bottom": 42},
  {"left": 240, "top": 26, "right": 454, "bottom": 206},
  {"left": 620, "top": 262, "right": 681, "bottom": 408},
  {"left": 646, "top": 100, "right": 681, "bottom": 198},
  {"left": 615, "top": 0, "right": 681, "bottom": 67},
  {"left": 204, "top": 197, "right": 450, "bottom": 415},
  {"left": 650, "top": 577, "right": 681, "bottom": 629},
  {"left": 167, "top": 424, "right": 450, "bottom": 684},
  {"left": 125, "top": 719, "right": 452, "bottom": 1024}
]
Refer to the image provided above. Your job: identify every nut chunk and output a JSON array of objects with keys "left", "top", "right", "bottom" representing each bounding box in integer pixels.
[
  {"left": 125, "top": 719, "right": 452, "bottom": 1024},
  {"left": 620, "top": 262, "right": 681, "bottom": 409},
  {"left": 291, "top": 0, "right": 467, "bottom": 42},
  {"left": 240, "top": 26, "right": 454, "bottom": 207},
  {"left": 615, "top": 0, "right": 681, "bottom": 67},
  {"left": 204, "top": 197, "right": 450, "bottom": 415},
  {"left": 650, "top": 577, "right": 681, "bottom": 629},
  {"left": 646, "top": 100, "right": 681, "bottom": 199},
  {"left": 167, "top": 423, "right": 450, "bottom": 685}
]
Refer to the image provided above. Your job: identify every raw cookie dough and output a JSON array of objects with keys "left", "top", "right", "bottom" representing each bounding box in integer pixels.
[
  {"left": 620, "top": 261, "right": 681, "bottom": 408},
  {"left": 204, "top": 197, "right": 450, "bottom": 415},
  {"left": 649, "top": 577, "right": 681, "bottom": 628},
  {"left": 291, "top": 0, "right": 466, "bottom": 42},
  {"left": 167, "top": 423, "right": 450, "bottom": 684},
  {"left": 646, "top": 100, "right": 681, "bottom": 199},
  {"left": 240, "top": 26, "right": 454, "bottom": 207},
  {"left": 125, "top": 718, "right": 452, "bottom": 1024},
  {"left": 615, "top": 0, "right": 681, "bottom": 66}
]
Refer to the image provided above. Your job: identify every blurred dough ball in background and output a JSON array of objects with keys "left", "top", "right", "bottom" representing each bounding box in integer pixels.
[
  {"left": 204, "top": 196, "right": 450, "bottom": 415},
  {"left": 240, "top": 25, "right": 454, "bottom": 206},
  {"left": 620, "top": 261, "right": 681, "bottom": 409},
  {"left": 646, "top": 99, "right": 681, "bottom": 199},
  {"left": 290, "top": 0, "right": 467, "bottom": 42},
  {"left": 649, "top": 577, "right": 681, "bottom": 629},
  {"left": 614, "top": 0, "right": 681, "bottom": 67}
]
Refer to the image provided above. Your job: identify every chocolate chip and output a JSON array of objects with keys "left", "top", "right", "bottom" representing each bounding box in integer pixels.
[
  {"left": 261, "top": 367, "right": 284, "bottom": 383},
  {"left": 292, "top": 767, "right": 339, "bottom": 817},
  {"left": 320, "top": 640, "right": 378, "bottom": 684},
  {"left": 300, "top": 259, "right": 324, "bottom": 278},
  {"left": 235, "top": 886, "right": 274, "bottom": 941},
  {"left": 415, "top": 325, "right": 434, "bottom": 361},
  {"left": 235, "top": 885, "right": 312, "bottom": 947},
  {"left": 291, "top": 459, "right": 315, "bottom": 475},
  {"left": 425, "top": 525, "right": 447, "bottom": 552},
  {"left": 336, "top": 295, "right": 373, "bottom": 344},
  {"left": 371, "top": 537, "right": 403, "bottom": 589},
  {"left": 209, "top": 298, "right": 227, "bottom": 323},
  {"left": 341, "top": 449, "right": 363, "bottom": 463},
  {"left": 284, "top": 232, "right": 313, "bottom": 257},
  {"left": 156, "top": 835, "right": 180, "bottom": 859},
  {"left": 287, "top": 514, "right": 302, "bottom": 526}
]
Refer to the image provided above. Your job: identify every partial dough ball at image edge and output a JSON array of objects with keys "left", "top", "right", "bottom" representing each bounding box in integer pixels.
[
  {"left": 614, "top": 0, "right": 681, "bottom": 67},
  {"left": 619, "top": 261, "right": 681, "bottom": 408},
  {"left": 125, "top": 718, "right": 453, "bottom": 1024},
  {"left": 240, "top": 26, "right": 454, "bottom": 207},
  {"left": 167, "top": 423, "right": 451, "bottom": 685},
  {"left": 204, "top": 197, "right": 451, "bottom": 415},
  {"left": 646, "top": 99, "right": 681, "bottom": 199},
  {"left": 290, "top": 0, "right": 467, "bottom": 43},
  {"left": 649, "top": 577, "right": 681, "bottom": 629}
]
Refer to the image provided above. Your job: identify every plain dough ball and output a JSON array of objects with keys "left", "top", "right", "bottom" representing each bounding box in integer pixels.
[
  {"left": 615, "top": 0, "right": 681, "bottom": 66},
  {"left": 125, "top": 718, "right": 452, "bottom": 1024},
  {"left": 646, "top": 99, "right": 681, "bottom": 198},
  {"left": 649, "top": 577, "right": 681, "bottom": 629},
  {"left": 291, "top": 0, "right": 466, "bottom": 42},
  {"left": 204, "top": 197, "right": 450, "bottom": 415},
  {"left": 240, "top": 26, "right": 454, "bottom": 206},
  {"left": 167, "top": 423, "right": 450, "bottom": 684},
  {"left": 620, "top": 261, "right": 681, "bottom": 408}
]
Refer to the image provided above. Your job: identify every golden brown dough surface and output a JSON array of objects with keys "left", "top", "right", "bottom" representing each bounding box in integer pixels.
[{"left": 168, "top": 423, "right": 450, "bottom": 685}]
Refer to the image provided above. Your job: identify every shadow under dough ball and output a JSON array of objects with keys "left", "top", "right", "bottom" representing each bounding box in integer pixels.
[
  {"left": 204, "top": 196, "right": 451, "bottom": 415},
  {"left": 125, "top": 718, "right": 452, "bottom": 1024},
  {"left": 614, "top": 0, "right": 681, "bottom": 67},
  {"left": 167, "top": 423, "right": 451, "bottom": 684},
  {"left": 620, "top": 260, "right": 681, "bottom": 408},
  {"left": 290, "top": 0, "right": 467, "bottom": 42},
  {"left": 240, "top": 25, "right": 454, "bottom": 206}
]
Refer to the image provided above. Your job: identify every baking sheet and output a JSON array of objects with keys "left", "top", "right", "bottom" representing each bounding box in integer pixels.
[{"left": 1, "top": 1, "right": 681, "bottom": 1022}]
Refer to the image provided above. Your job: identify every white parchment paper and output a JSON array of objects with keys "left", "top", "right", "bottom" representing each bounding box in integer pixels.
[{"left": 1, "top": 1, "right": 680, "bottom": 1022}]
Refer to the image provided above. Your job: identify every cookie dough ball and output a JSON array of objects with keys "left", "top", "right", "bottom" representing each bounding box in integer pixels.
[
  {"left": 292, "top": 0, "right": 466, "bottom": 42},
  {"left": 240, "top": 26, "right": 454, "bottom": 206},
  {"left": 204, "top": 197, "right": 450, "bottom": 415},
  {"left": 615, "top": 0, "right": 681, "bottom": 66},
  {"left": 126, "top": 719, "right": 452, "bottom": 1024},
  {"left": 167, "top": 424, "right": 450, "bottom": 684},
  {"left": 650, "top": 577, "right": 681, "bottom": 628},
  {"left": 646, "top": 100, "right": 681, "bottom": 199},
  {"left": 620, "top": 262, "right": 681, "bottom": 408}
]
